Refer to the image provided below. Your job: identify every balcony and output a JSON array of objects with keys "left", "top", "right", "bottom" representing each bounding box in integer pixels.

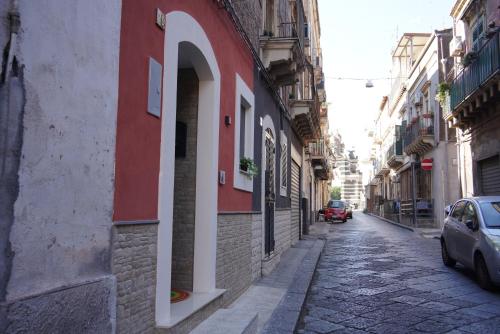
[
  {"left": 260, "top": 22, "right": 302, "bottom": 86},
  {"left": 403, "top": 116, "right": 434, "bottom": 155},
  {"left": 308, "top": 139, "right": 330, "bottom": 180},
  {"left": 373, "top": 159, "right": 389, "bottom": 179},
  {"left": 448, "top": 30, "right": 500, "bottom": 128},
  {"left": 290, "top": 66, "right": 320, "bottom": 141},
  {"left": 386, "top": 139, "right": 404, "bottom": 168}
]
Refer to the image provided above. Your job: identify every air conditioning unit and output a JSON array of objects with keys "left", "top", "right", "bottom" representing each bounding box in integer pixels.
[{"left": 449, "top": 36, "right": 465, "bottom": 57}]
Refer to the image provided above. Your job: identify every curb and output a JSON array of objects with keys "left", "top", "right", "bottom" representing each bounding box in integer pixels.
[
  {"left": 261, "top": 239, "right": 325, "bottom": 334},
  {"left": 366, "top": 213, "right": 415, "bottom": 232}
]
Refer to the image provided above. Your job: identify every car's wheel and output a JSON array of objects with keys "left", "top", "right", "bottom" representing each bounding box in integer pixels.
[
  {"left": 343, "top": 218, "right": 347, "bottom": 223},
  {"left": 475, "top": 254, "right": 494, "bottom": 291},
  {"left": 441, "top": 240, "right": 456, "bottom": 267}
]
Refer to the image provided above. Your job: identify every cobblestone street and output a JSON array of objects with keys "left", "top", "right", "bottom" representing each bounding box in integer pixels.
[{"left": 297, "top": 214, "right": 500, "bottom": 334}]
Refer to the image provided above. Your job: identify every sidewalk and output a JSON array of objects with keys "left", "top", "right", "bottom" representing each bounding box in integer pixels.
[
  {"left": 367, "top": 213, "right": 442, "bottom": 239},
  {"left": 192, "top": 231, "right": 325, "bottom": 334}
]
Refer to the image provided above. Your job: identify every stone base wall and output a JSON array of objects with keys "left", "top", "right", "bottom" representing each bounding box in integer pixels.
[
  {"left": 3, "top": 276, "right": 115, "bottom": 334},
  {"left": 251, "top": 214, "right": 263, "bottom": 281},
  {"left": 274, "top": 209, "right": 291, "bottom": 256},
  {"left": 216, "top": 213, "right": 260, "bottom": 306},
  {"left": 112, "top": 222, "right": 158, "bottom": 334}
]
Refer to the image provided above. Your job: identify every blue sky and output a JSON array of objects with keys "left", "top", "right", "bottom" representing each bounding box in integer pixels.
[{"left": 318, "top": 0, "right": 455, "bottom": 159}]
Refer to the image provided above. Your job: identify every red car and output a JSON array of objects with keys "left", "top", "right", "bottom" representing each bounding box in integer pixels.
[{"left": 325, "top": 200, "right": 348, "bottom": 223}]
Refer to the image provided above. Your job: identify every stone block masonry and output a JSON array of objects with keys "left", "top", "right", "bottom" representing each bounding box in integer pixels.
[
  {"left": 251, "top": 213, "right": 263, "bottom": 281},
  {"left": 172, "top": 69, "right": 198, "bottom": 292},
  {"left": 216, "top": 213, "right": 258, "bottom": 306},
  {"left": 274, "top": 209, "right": 292, "bottom": 257},
  {"left": 112, "top": 222, "right": 158, "bottom": 334}
]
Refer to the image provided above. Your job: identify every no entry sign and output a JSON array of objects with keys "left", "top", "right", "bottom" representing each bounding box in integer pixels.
[{"left": 421, "top": 158, "right": 433, "bottom": 171}]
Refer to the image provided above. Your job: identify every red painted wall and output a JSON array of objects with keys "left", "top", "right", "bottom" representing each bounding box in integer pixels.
[{"left": 113, "top": 0, "right": 254, "bottom": 221}]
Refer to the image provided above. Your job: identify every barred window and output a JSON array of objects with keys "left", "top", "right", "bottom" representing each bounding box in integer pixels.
[{"left": 280, "top": 131, "right": 288, "bottom": 196}]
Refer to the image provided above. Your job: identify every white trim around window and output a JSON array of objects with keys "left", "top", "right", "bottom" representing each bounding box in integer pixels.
[{"left": 234, "top": 74, "right": 255, "bottom": 192}]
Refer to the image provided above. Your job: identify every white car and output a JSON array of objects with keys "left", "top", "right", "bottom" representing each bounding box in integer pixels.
[{"left": 441, "top": 196, "right": 500, "bottom": 290}]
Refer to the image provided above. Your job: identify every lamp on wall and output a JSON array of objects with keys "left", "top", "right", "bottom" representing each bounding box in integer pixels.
[{"left": 365, "top": 80, "right": 374, "bottom": 88}]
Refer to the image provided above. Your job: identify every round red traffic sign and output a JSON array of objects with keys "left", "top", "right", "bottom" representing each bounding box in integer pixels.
[{"left": 421, "top": 158, "right": 433, "bottom": 171}]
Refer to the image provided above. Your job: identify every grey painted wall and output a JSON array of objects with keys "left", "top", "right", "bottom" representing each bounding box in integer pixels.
[
  {"left": 252, "top": 66, "right": 302, "bottom": 211},
  {"left": 2, "top": 0, "right": 121, "bottom": 315}
]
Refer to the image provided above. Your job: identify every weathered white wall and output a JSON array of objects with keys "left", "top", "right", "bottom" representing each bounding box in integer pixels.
[{"left": 7, "top": 0, "right": 121, "bottom": 300}]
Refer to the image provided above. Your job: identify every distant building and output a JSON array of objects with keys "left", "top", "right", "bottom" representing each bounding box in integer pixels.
[{"left": 338, "top": 150, "right": 364, "bottom": 208}]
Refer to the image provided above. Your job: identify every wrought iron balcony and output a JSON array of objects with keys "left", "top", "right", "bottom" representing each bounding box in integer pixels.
[
  {"left": 290, "top": 66, "right": 320, "bottom": 141},
  {"left": 308, "top": 139, "right": 330, "bottom": 180},
  {"left": 449, "top": 30, "right": 500, "bottom": 127},
  {"left": 260, "top": 21, "right": 304, "bottom": 86},
  {"left": 403, "top": 116, "right": 434, "bottom": 155},
  {"left": 386, "top": 138, "right": 404, "bottom": 169}
]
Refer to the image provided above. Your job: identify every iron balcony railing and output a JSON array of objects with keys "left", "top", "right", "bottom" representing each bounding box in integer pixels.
[
  {"left": 308, "top": 139, "right": 327, "bottom": 157},
  {"left": 403, "top": 116, "right": 434, "bottom": 149},
  {"left": 450, "top": 30, "right": 500, "bottom": 110},
  {"left": 277, "top": 22, "right": 298, "bottom": 39}
]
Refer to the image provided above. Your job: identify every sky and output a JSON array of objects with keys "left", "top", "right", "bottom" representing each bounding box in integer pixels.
[{"left": 318, "top": 0, "right": 455, "bottom": 162}]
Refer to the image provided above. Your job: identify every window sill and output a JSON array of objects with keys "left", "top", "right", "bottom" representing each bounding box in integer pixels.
[{"left": 234, "top": 169, "right": 254, "bottom": 192}]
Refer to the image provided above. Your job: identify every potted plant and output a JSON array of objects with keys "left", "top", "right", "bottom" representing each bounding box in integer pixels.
[
  {"left": 461, "top": 51, "right": 477, "bottom": 67},
  {"left": 240, "top": 157, "right": 259, "bottom": 178},
  {"left": 435, "top": 82, "right": 450, "bottom": 109}
]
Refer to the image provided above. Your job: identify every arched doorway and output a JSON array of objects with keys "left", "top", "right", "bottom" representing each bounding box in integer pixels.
[{"left": 157, "top": 11, "right": 221, "bottom": 326}]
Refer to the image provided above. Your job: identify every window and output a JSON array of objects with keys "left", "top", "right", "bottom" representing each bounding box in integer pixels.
[
  {"left": 239, "top": 101, "right": 249, "bottom": 159},
  {"left": 233, "top": 74, "right": 255, "bottom": 192},
  {"left": 451, "top": 201, "right": 466, "bottom": 220},
  {"left": 280, "top": 130, "right": 288, "bottom": 196},
  {"left": 479, "top": 202, "right": 500, "bottom": 228},
  {"left": 471, "top": 15, "right": 485, "bottom": 51},
  {"left": 462, "top": 202, "right": 478, "bottom": 227}
]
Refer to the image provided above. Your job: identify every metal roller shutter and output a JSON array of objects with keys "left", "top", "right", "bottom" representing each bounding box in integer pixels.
[
  {"left": 479, "top": 155, "right": 500, "bottom": 195},
  {"left": 291, "top": 161, "right": 300, "bottom": 244}
]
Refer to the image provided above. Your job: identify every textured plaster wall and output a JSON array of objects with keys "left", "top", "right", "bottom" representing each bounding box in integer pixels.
[
  {"left": 7, "top": 0, "right": 121, "bottom": 301},
  {"left": 230, "top": 0, "right": 262, "bottom": 51}
]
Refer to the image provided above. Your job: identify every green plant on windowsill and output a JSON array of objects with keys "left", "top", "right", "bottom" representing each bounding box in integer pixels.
[
  {"left": 435, "top": 82, "right": 450, "bottom": 109},
  {"left": 240, "top": 157, "right": 259, "bottom": 178}
]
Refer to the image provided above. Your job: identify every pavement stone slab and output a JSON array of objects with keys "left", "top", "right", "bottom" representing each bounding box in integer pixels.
[{"left": 295, "top": 215, "right": 500, "bottom": 334}]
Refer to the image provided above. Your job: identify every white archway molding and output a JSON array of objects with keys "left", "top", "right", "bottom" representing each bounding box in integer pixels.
[
  {"left": 157, "top": 11, "right": 221, "bottom": 326},
  {"left": 260, "top": 115, "right": 276, "bottom": 257}
]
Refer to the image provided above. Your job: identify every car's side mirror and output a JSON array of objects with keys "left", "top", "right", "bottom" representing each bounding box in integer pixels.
[
  {"left": 465, "top": 220, "right": 474, "bottom": 230},
  {"left": 444, "top": 205, "right": 452, "bottom": 216},
  {"left": 465, "top": 220, "right": 479, "bottom": 231}
]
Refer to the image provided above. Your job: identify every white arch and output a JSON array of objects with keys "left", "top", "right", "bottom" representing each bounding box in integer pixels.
[
  {"left": 260, "top": 115, "right": 276, "bottom": 258},
  {"left": 157, "top": 11, "right": 221, "bottom": 326}
]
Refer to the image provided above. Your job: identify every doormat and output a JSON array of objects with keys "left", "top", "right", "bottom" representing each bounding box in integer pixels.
[{"left": 171, "top": 289, "right": 190, "bottom": 303}]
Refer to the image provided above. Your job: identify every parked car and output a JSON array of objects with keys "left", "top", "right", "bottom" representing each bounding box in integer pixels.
[
  {"left": 441, "top": 196, "right": 500, "bottom": 290},
  {"left": 325, "top": 200, "right": 348, "bottom": 223},
  {"left": 346, "top": 205, "right": 353, "bottom": 219}
]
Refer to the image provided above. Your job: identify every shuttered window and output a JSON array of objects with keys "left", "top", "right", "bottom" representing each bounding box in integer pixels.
[{"left": 479, "top": 155, "right": 500, "bottom": 196}]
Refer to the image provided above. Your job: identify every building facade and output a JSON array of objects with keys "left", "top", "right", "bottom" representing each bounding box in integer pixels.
[
  {"left": 446, "top": 0, "right": 500, "bottom": 197},
  {"left": 367, "top": 31, "right": 461, "bottom": 228},
  {"left": 0, "top": 0, "right": 331, "bottom": 333}
]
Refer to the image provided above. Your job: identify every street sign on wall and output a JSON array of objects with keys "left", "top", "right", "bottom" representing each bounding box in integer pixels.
[{"left": 421, "top": 158, "right": 433, "bottom": 171}]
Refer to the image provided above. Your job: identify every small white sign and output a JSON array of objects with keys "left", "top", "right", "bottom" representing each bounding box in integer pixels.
[{"left": 156, "top": 8, "right": 165, "bottom": 30}]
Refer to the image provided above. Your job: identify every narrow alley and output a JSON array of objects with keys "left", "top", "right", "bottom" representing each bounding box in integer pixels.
[{"left": 298, "top": 215, "right": 500, "bottom": 334}]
